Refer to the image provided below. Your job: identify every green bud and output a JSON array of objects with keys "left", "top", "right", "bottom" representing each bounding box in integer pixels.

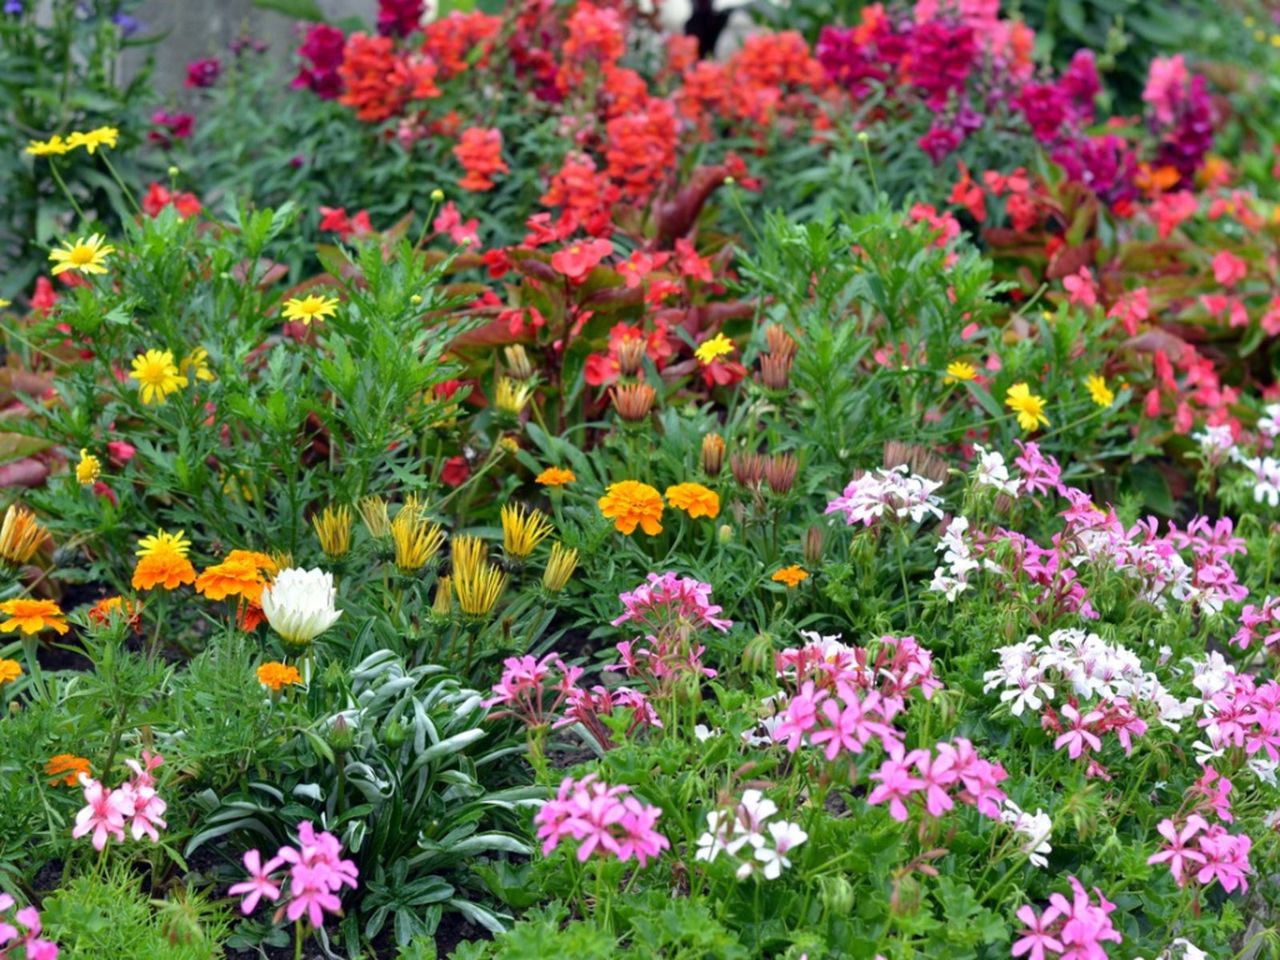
[
  {"left": 741, "top": 632, "right": 774, "bottom": 674},
  {"left": 818, "top": 875, "right": 855, "bottom": 916},
  {"left": 717, "top": 523, "right": 733, "bottom": 544},
  {"left": 430, "top": 188, "right": 444, "bottom": 202},
  {"left": 382, "top": 718, "right": 408, "bottom": 749}
]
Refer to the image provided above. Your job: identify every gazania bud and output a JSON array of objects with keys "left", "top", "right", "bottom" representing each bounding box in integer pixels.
[
  {"left": 328, "top": 714, "right": 356, "bottom": 752},
  {"left": 741, "top": 632, "right": 773, "bottom": 674},
  {"left": 0, "top": 504, "right": 47, "bottom": 567},
  {"left": 542, "top": 542, "right": 579, "bottom": 592},
  {"left": 701, "top": 433, "right": 726, "bottom": 476},
  {"left": 383, "top": 718, "right": 408, "bottom": 748},
  {"left": 759, "top": 352, "right": 793, "bottom": 391},
  {"left": 803, "top": 525, "right": 825, "bottom": 567},
  {"left": 730, "top": 451, "right": 765, "bottom": 487},
  {"left": 503, "top": 344, "right": 534, "bottom": 381},
  {"left": 357, "top": 495, "right": 390, "bottom": 539},
  {"left": 432, "top": 575, "right": 453, "bottom": 617},
  {"left": 765, "top": 324, "right": 797, "bottom": 360},
  {"left": 617, "top": 337, "right": 646, "bottom": 377},
  {"left": 495, "top": 377, "right": 534, "bottom": 416},
  {"left": 610, "top": 382, "right": 656, "bottom": 422},
  {"left": 311, "top": 503, "right": 352, "bottom": 559},
  {"left": 717, "top": 523, "right": 733, "bottom": 544},
  {"left": 764, "top": 453, "right": 798, "bottom": 494},
  {"left": 819, "top": 876, "right": 855, "bottom": 916}
]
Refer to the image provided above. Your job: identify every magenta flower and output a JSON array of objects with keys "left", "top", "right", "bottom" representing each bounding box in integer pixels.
[
  {"left": 612, "top": 572, "right": 733, "bottom": 635},
  {"left": 228, "top": 849, "right": 285, "bottom": 914},
  {"left": 773, "top": 681, "right": 827, "bottom": 753},
  {"left": 1053, "top": 704, "right": 1103, "bottom": 759},
  {"left": 911, "top": 748, "right": 958, "bottom": 818},
  {"left": 534, "top": 774, "right": 669, "bottom": 868},
  {"left": 0, "top": 892, "right": 59, "bottom": 960},
  {"left": 229, "top": 821, "right": 358, "bottom": 929}
]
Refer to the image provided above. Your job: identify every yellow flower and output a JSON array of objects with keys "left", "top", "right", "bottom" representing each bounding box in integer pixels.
[
  {"left": 665, "top": 482, "right": 720, "bottom": 519},
  {"left": 25, "top": 135, "right": 75, "bottom": 157},
  {"left": 312, "top": 504, "right": 353, "bottom": 559},
  {"left": 771, "top": 565, "right": 809, "bottom": 588},
  {"left": 0, "top": 299, "right": 9, "bottom": 309},
  {"left": 179, "top": 346, "right": 215, "bottom": 383},
  {"left": 66, "top": 126, "right": 119, "bottom": 154},
  {"left": 1005, "top": 382, "right": 1050, "bottom": 433},
  {"left": 257, "top": 661, "right": 303, "bottom": 692},
  {"left": 282, "top": 294, "right": 340, "bottom": 325},
  {"left": 451, "top": 535, "right": 506, "bottom": 617},
  {"left": 501, "top": 503, "right": 554, "bottom": 559},
  {"left": 694, "top": 333, "right": 735, "bottom": 366},
  {"left": 944, "top": 360, "right": 977, "bottom": 384},
  {"left": 495, "top": 378, "right": 534, "bottom": 415},
  {"left": 1085, "top": 374, "right": 1114, "bottom": 408},
  {"left": 536, "top": 466, "right": 575, "bottom": 487},
  {"left": 49, "top": 234, "right": 115, "bottom": 275},
  {"left": 0, "top": 598, "right": 69, "bottom": 636},
  {"left": 45, "top": 754, "right": 92, "bottom": 787},
  {"left": 0, "top": 658, "right": 21, "bottom": 686},
  {"left": 75, "top": 448, "right": 101, "bottom": 485},
  {"left": 357, "top": 495, "right": 391, "bottom": 538},
  {"left": 0, "top": 504, "right": 48, "bottom": 566},
  {"left": 130, "top": 349, "right": 187, "bottom": 405},
  {"left": 390, "top": 508, "right": 445, "bottom": 572},
  {"left": 432, "top": 575, "right": 453, "bottom": 616},
  {"left": 542, "top": 542, "right": 579, "bottom": 592},
  {"left": 598, "top": 480, "right": 664, "bottom": 536}
]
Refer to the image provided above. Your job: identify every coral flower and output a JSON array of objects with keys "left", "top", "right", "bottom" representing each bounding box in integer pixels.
[
  {"left": 87, "top": 596, "right": 141, "bottom": 628},
  {"left": 1005, "top": 382, "right": 1050, "bottom": 432},
  {"left": 453, "top": 126, "right": 508, "bottom": 191},
  {"left": 665, "top": 482, "right": 720, "bottom": 519},
  {"left": 1085, "top": 374, "right": 1114, "bottom": 407},
  {"left": 45, "top": 754, "right": 92, "bottom": 787},
  {"left": 129, "top": 349, "right": 186, "bottom": 405},
  {"left": 282, "top": 294, "right": 340, "bottom": 326},
  {"left": 75, "top": 448, "right": 101, "bottom": 485},
  {"left": 599, "top": 481, "right": 665, "bottom": 535},
  {"left": 0, "top": 598, "right": 69, "bottom": 635},
  {"left": 772, "top": 565, "right": 809, "bottom": 587},
  {"left": 256, "top": 661, "right": 303, "bottom": 692},
  {"left": 132, "top": 528, "right": 197, "bottom": 591},
  {"left": 536, "top": 466, "right": 576, "bottom": 487},
  {"left": 550, "top": 239, "right": 613, "bottom": 282},
  {"left": 0, "top": 658, "right": 22, "bottom": 685},
  {"left": 49, "top": 234, "right": 114, "bottom": 275}
]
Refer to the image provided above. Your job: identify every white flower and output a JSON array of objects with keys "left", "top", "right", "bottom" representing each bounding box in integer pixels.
[
  {"left": 1260, "top": 403, "right": 1280, "bottom": 439},
  {"left": 694, "top": 724, "right": 720, "bottom": 742},
  {"left": 972, "top": 444, "right": 1019, "bottom": 497},
  {"left": 999, "top": 800, "right": 1052, "bottom": 868},
  {"left": 754, "top": 820, "right": 807, "bottom": 879},
  {"left": 260, "top": 567, "right": 342, "bottom": 646},
  {"left": 1193, "top": 424, "right": 1234, "bottom": 462},
  {"left": 1242, "top": 455, "right": 1280, "bottom": 507}
]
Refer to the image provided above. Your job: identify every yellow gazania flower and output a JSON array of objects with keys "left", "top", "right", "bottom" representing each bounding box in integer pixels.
[
  {"left": 66, "top": 126, "right": 119, "bottom": 154},
  {"left": 453, "top": 554, "right": 508, "bottom": 619},
  {"left": 282, "top": 294, "right": 340, "bottom": 326},
  {"left": 130, "top": 349, "right": 187, "bottom": 405},
  {"left": 0, "top": 658, "right": 21, "bottom": 686},
  {"left": 495, "top": 378, "right": 534, "bottom": 416},
  {"left": 256, "top": 661, "right": 303, "bottom": 692},
  {"left": 535, "top": 466, "right": 575, "bottom": 487},
  {"left": 75, "top": 448, "right": 101, "bottom": 485},
  {"left": 179, "top": 346, "right": 215, "bottom": 383},
  {"left": 1085, "top": 374, "right": 1114, "bottom": 408},
  {"left": 312, "top": 504, "right": 353, "bottom": 559},
  {"left": 694, "top": 333, "right": 735, "bottom": 366},
  {"left": 665, "top": 482, "right": 720, "bottom": 519},
  {"left": 598, "top": 480, "right": 664, "bottom": 536},
  {"left": 501, "top": 503, "right": 554, "bottom": 559},
  {"left": 357, "top": 495, "right": 391, "bottom": 538},
  {"left": 771, "top": 565, "right": 809, "bottom": 588},
  {"left": 0, "top": 299, "right": 10, "bottom": 309},
  {"left": 49, "top": 234, "right": 115, "bottom": 276},
  {"left": 390, "top": 509, "right": 445, "bottom": 572},
  {"left": 944, "top": 360, "right": 977, "bottom": 384},
  {"left": 25, "top": 134, "right": 75, "bottom": 157},
  {"left": 0, "top": 504, "right": 48, "bottom": 566},
  {"left": 0, "top": 598, "right": 69, "bottom": 636},
  {"left": 542, "top": 542, "right": 579, "bottom": 593},
  {"left": 1005, "top": 382, "right": 1050, "bottom": 433}
]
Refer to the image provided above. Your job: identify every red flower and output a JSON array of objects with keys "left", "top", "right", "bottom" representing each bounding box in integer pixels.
[
  {"left": 441, "top": 455, "right": 470, "bottom": 487},
  {"left": 142, "top": 183, "right": 201, "bottom": 219},
  {"left": 949, "top": 162, "right": 986, "bottom": 221},
  {"left": 674, "top": 239, "right": 713, "bottom": 283},
  {"left": 433, "top": 201, "right": 480, "bottom": 247},
  {"left": 30, "top": 276, "right": 58, "bottom": 315},
  {"left": 550, "top": 239, "right": 613, "bottom": 282},
  {"left": 318, "top": 206, "right": 374, "bottom": 241},
  {"left": 185, "top": 57, "right": 221, "bottom": 88},
  {"left": 453, "top": 127, "right": 508, "bottom": 192}
]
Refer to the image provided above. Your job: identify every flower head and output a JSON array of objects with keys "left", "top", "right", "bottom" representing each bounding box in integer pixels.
[
  {"left": 451, "top": 536, "right": 507, "bottom": 617},
  {"left": 665, "top": 482, "right": 720, "bottom": 519},
  {"left": 389, "top": 508, "right": 445, "bottom": 572},
  {"left": 282, "top": 294, "right": 340, "bottom": 326},
  {"left": 25, "top": 134, "right": 75, "bottom": 156},
  {"left": 945, "top": 360, "right": 977, "bottom": 383},
  {"left": 543, "top": 542, "right": 579, "bottom": 592},
  {"left": 0, "top": 599, "right": 68, "bottom": 636},
  {"left": 1085, "top": 374, "right": 1114, "bottom": 407},
  {"left": 772, "top": 565, "right": 809, "bottom": 587},
  {"left": 0, "top": 658, "right": 21, "bottom": 686},
  {"left": 0, "top": 504, "right": 47, "bottom": 566},
  {"left": 695, "top": 333, "right": 735, "bottom": 366},
  {"left": 132, "top": 528, "right": 197, "bottom": 591},
  {"left": 75, "top": 448, "right": 101, "bottom": 485},
  {"left": 501, "top": 503, "right": 554, "bottom": 559},
  {"left": 1005, "top": 382, "right": 1050, "bottom": 432},
  {"left": 67, "top": 126, "right": 119, "bottom": 154},
  {"left": 49, "top": 234, "right": 114, "bottom": 275},
  {"left": 45, "top": 753, "right": 91, "bottom": 787},
  {"left": 536, "top": 466, "right": 575, "bottom": 487},
  {"left": 312, "top": 504, "right": 352, "bottom": 559},
  {"left": 129, "top": 349, "right": 186, "bottom": 405},
  {"left": 260, "top": 568, "right": 342, "bottom": 646},
  {"left": 257, "top": 661, "right": 303, "bottom": 692},
  {"left": 195, "top": 550, "right": 276, "bottom": 603},
  {"left": 599, "top": 480, "right": 664, "bottom": 536}
]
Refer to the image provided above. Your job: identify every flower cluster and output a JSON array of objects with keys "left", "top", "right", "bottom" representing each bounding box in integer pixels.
[
  {"left": 612, "top": 572, "right": 733, "bottom": 637},
  {"left": 229, "top": 822, "right": 359, "bottom": 927},
  {"left": 534, "top": 774, "right": 669, "bottom": 867},
  {"left": 824, "top": 465, "right": 944, "bottom": 527},
  {"left": 1012, "top": 877, "right": 1122, "bottom": 960},
  {"left": 1147, "top": 815, "right": 1253, "bottom": 892},
  {"left": 694, "top": 789, "right": 808, "bottom": 880},
  {"left": 0, "top": 892, "right": 57, "bottom": 960},
  {"left": 72, "top": 752, "right": 167, "bottom": 850},
  {"left": 867, "top": 739, "right": 1008, "bottom": 822}
]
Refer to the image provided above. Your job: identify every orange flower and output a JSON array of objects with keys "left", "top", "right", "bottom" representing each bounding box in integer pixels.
[
  {"left": 771, "top": 565, "right": 809, "bottom": 588},
  {"left": 665, "top": 482, "right": 720, "bottom": 519},
  {"left": 453, "top": 126, "right": 508, "bottom": 192},
  {"left": 88, "top": 595, "right": 142, "bottom": 628},
  {"left": 132, "top": 552, "right": 197, "bottom": 591},
  {"left": 0, "top": 658, "right": 21, "bottom": 686},
  {"left": 195, "top": 550, "right": 276, "bottom": 603},
  {"left": 257, "top": 661, "right": 303, "bottom": 692},
  {"left": 598, "top": 480, "right": 664, "bottom": 536},
  {"left": 45, "top": 753, "right": 91, "bottom": 787},
  {"left": 0, "top": 598, "right": 69, "bottom": 635},
  {"left": 238, "top": 599, "right": 266, "bottom": 633},
  {"left": 536, "top": 466, "right": 576, "bottom": 487}
]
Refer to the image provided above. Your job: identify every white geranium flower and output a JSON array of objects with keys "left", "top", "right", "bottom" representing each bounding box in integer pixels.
[
  {"left": 260, "top": 567, "right": 342, "bottom": 646},
  {"left": 755, "top": 820, "right": 807, "bottom": 880}
]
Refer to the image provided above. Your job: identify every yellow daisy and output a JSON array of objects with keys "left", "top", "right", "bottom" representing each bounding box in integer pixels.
[
  {"left": 944, "top": 360, "right": 977, "bottom": 384},
  {"left": 1085, "top": 374, "right": 1114, "bottom": 408},
  {"left": 282, "top": 294, "right": 341, "bottom": 326},
  {"left": 130, "top": 349, "right": 187, "bottom": 405},
  {"left": 49, "top": 234, "right": 115, "bottom": 276},
  {"left": 694, "top": 333, "right": 734, "bottom": 366},
  {"left": 1005, "top": 382, "right": 1050, "bottom": 433},
  {"left": 66, "top": 126, "right": 119, "bottom": 154}
]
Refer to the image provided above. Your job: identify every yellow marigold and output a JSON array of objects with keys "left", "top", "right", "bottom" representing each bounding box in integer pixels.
[
  {"left": 771, "top": 565, "right": 809, "bottom": 588},
  {"left": 536, "top": 466, "right": 575, "bottom": 487},
  {"left": 45, "top": 753, "right": 92, "bottom": 787},
  {"left": 180, "top": 346, "right": 215, "bottom": 383},
  {"left": 598, "top": 480, "right": 664, "bottom": 536},
  {"left": 0, "top": 504, "right": 48, "bottom": 566},
  {"left": 1005, "top": 382, "right": 1050, "bottom": 433},
  {"left": 501, "top": 503, "right": 554, "bottom": 559},
  {"left": 1085, "top": 374, "right": 1114, "bottom": 408},
  {"left": 694, "top": 333, "right": 735, "bottom": 366},
  {"left": 25, "top": 134, "right": 75, "bottom": 157},
  {"left": 132, "top": 529, "right": 196, "bottom": 591},
  {"left": 130, "top": 349, "right": 187, "bottom": 405},
  {"left": 196, "top": 552, "right": 273, "bottom": 603},
  {"left": 49, "top": 234, "right": 114, "bottom": 275},
  {"left": 282, "top": 294, "right": 340, "bottom": 326},
  {"left": 0, "top": 658, "right": 22, "bottom": 685},
  {"left": 665, "top": 482, "right": 720, "bottom": 519},
  {"left": 944, "top": 360, "right": 977, "bottom": 384},
  {"left": 75, "top": 448, "right": 101, "bottom": 485},
  {"left": 0, "top": 598, "right": 68, "bottom": 635},
  {"left": 257, "top": 661, "right": 303, "bottom": 692},
  {"left": 66, "top": 126, "right": 119, "bottom": 154}
]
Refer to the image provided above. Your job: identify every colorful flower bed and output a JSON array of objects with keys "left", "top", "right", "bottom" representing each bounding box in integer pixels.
[{"left": 5, "top": 0, "right": 1280, "bottom": 957}]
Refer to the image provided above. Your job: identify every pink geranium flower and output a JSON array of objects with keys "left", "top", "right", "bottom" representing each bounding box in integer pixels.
[{"left": 71, "top": 775, "right": 133, "bottom": 851}]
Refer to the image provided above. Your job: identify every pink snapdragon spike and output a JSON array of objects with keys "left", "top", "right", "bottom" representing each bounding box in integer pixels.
[
  {"left": 229, "top": 822, "right": 358, "bottom": 927},
  {"left": 613, "top": 572, "right": 733, "bottom": 636},
  {"left": 72, "top": 775, "right": 133, "bottom": 851},
  {"left": 0, "top": 892, "right": 59, "bottom": 960},
  {"left": 534, "top": 774, "right": 670, "bottom": 868}
]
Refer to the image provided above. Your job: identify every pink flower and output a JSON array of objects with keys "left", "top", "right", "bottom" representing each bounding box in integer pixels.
[
  {"left": 613, "top": 572, "right": 733, "bottom": 634},
  {"left": 1194, "top": 825, "right": 1253, "bottom": 893},
  {"left": 286, "top": 864, "right": 344, "bottom": 927},
  {"left": 1062, "top": 267, "right": 1098, "bottom": 308},
  {"left": 534, "top": 774, "right": 669, "bottom": 867},
  {"left": 1143, "top": 54, "right": 1188, "bottom": 125},
  {"left": 1011, "top": 903, "right": 1063, "bottom": 960},
  {"left": 228, "top": 849, "right": 285, "bottom": 914},
  {"left": 433, "top": 201, "right": 480, "bottom": 247},
  {"left": 773, "top": 681, "right": 827, "bottom": 752},
  {"left": 1054, "top": 703, "right": 1103, "bottom": 759},
  {"left": 911, "top": 748, "right": 957, "bottom": 817},
  {"left": 867, "top": 751, "right": 924, "bottom": 822},
  {"left": 71, "top": 775, "right": 133, "bottom": 850},
  {"left": 0, "top": 893, "right": 59, "bottom": 960},
  {"left": 1146, "top": 815, "right": 1207, "bottom": 886},
  {"left": 1106, "top": 286, "right": 1148, "bottom": 335},
  {"left": 808, "top": 685, "right": 896, "bottom": 760},
  {"left": 1211, "top": 250, "right": 1247, "bottom": 287}
]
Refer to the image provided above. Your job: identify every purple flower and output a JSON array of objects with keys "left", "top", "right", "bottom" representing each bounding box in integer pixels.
[
  {"left": 3, "top": 1, "right": 23, "bottom": 14},
  {"left": 184, "top": 57, "right": 222, "bottom": 89}
]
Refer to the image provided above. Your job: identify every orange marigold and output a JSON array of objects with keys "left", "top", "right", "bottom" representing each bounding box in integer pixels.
[
  {"left": 131, "top": 541, "right": 196, "bottom": 591},
  {"left": 536, "top": 466, "right": 576, "bottom": 487},
  {"left": 0, "top": 658, "right": 21, "bottom": 686},
  {"left": 195, "top": 549, "right": 276, "bottom": 603},
  {"left": 88, "top": 595, "right": 142, "bottom": 629},
  {"left": 257, "top": 661, "right": 303, "bottom": 692},
  {"left": 453, "top": 126, "right": 508, "bottom": 192},
  {"left": 45, "top": 753, "right": 92, "bottom": 787},
  {"left": 598, "top": 480, "right": 664, "bottom": 536},
  {"left": 0, "top": 598, "right": 69, "bottom": 635},
  {"left": 665, "top": 482, "right": 720, "bottom": 519},
  {"left": 771, "top": 565, "right": 809, "bottom": 588}
]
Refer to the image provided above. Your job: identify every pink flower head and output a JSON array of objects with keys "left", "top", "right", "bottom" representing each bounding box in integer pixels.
[
  {"left": 1147, "top": 815, "right": 1208, "bottom": 886},
  {"left": 867, "top": 749, "right": 924, "bottom": 822},
  {"left": 1062, "top": 267, "right": 1098, "bottom": 308},
  {"left": 71, "top": 775, "right": 133, "bottom": 851},
  {"left": 228, "top": 848, "right": 285, "bottom": 914},
  {"left": 534, "top": 774, "right": 669, "bottom": 867},
  {"left": 613, "top": 572, "right": 733, "bottom": 635},
  {"left": 1211, "top": 250, "right": 1247, "bottom": 287}
]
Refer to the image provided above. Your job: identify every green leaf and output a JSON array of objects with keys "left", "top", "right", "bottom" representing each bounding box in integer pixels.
[{"left": 251, "top": 0, "right": 327, "bottom": 20}]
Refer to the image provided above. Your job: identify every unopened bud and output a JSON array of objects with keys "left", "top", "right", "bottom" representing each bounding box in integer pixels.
[
  {"left": 503, "top": 344, "right": 534, "bottom": 380},
  {"left": 430, "top": 188, "right": 444, "bottom": 202},
  {"left": 617, "top": 337, "right": 646, "bottom": 377},
  {"left": 610, "top": 382, "right": 656, "bottom": 422},
  {"left": 717, "top": 523, "right": 733, "bottom": 544},
  {"left": 760, "top": 352, "right": 793, "bottom": 391},
  {"left": 764, "top": 453, "right": 798, "bottom": 495},
  {"left": 819, "top": 875, "right": 855, "bottom": 916},
  {"left": 741, "top": 632, "right": 774, "bottom": 674},
  {"left": 730, "top": 451, "right": 765, "bottom": 487},
  {"left": 701, "top": 433, "right": 726, "bottom": 476},
  {"left": 804, "top": 525, "right": 825, "bottom": 567}
]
